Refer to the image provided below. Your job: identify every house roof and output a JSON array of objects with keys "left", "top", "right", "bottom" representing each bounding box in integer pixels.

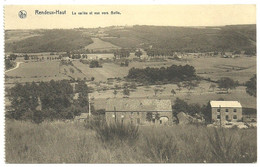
[
  {"left": 105, "top": 99, "right": 172, "bottom": 112},
  {"left": 210, "top": 101, "right": 242, "bottom": 108}
]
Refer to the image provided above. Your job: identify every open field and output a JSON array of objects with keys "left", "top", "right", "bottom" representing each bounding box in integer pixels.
[
  {"left": 5, "top": 61, "right": 69, "bottom": 83},
  {"left": 5, "top": 120, "right": 257, "bottom": 163},
  {"left": 85, "top": 38, "right": 120, "bottom": 51},
  {"left": 5, "top": 54, "right": 255, "bottom": 84},
  {"left": 6, "top": 61, "right": 61, "bottom": 78},
  {"left": 4, "top": 55, "right": 256, "bottom": 111},
  {"left": 73, "top": 59, "right": 179, "bottom": 82},
  {"left": 72, "top": 61, "right": 129, "bottom": 82},
  {"left": 182, "top": 56, "right": 256, "bottom": 83},
  {"left": 102, "top": 36, "right": 145, "bottom": 48},
  {"left": 4, "top": 54, "right": 256, "bottom": 110},
  {"left": 76, "top": 56, "right": 255, "bottom": 83}
]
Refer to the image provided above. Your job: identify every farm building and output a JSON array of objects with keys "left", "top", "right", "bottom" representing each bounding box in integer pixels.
[
  {"left": 105, "top": 99, "right": 173, "bottom": 125},
  {"left": 210, "top": 101, "right": 242, "bottom": 125}
]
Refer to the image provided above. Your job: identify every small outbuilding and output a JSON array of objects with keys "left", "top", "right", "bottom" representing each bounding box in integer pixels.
[{"left": 105, "top": 99, "right": 173, "bottom": 125}]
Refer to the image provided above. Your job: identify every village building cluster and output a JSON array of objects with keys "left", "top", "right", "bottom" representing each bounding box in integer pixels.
[{"left": 97, "top": 98, "right": 249, "bottom": 128}]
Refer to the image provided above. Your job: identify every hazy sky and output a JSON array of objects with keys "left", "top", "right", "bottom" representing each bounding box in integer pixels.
[{"left": 5, "top": 5, "right": 256, "bottom": 29}]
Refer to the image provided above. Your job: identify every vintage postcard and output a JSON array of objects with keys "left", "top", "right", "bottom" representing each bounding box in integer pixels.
[{"left": 3, "top": 4, "right": 256, "bottom": 163}]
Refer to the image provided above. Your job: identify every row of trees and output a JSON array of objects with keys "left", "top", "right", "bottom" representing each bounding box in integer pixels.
[
  {"left": 145, "top": 48, "right": 175, "bottom": 57},
  {"left": 6, "top": 80, "right": 89, "bottom": 123},
  {"left": 114, "top": 49, "right": 130, "bottom": 59},
  {"left": 127, "top": 65, "right": 197, "bottom": 84},
  {"left": 144, "top": 47, "right": 256, "bottom": 57}
]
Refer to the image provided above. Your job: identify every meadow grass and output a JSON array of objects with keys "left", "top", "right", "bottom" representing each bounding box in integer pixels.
[{"left": 5, "top": 119, "right": 257, "bottom": 163}]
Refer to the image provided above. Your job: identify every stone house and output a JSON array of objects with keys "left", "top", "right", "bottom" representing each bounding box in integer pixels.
[
  {"left": 105, "top": 99, "right": 173, "bottom": 125},
  {"left": 210, "top": 101, "right": 242, "bottom": 125}
]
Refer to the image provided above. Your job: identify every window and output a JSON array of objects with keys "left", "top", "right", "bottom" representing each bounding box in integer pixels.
[
  {"left": 226, "top": 109, "right": 229, "bottom": 112},
  {"left": 217, "top": 115, "right": 220, "bottom": 119},
  {"left": 233, "top": 115, "right": 237, "bottom": 119},
  {"left": 226, "top": 115, "right": 229, "bottom": 121},
  {"left": 233, "top": 109, "right": 237, "bottom": 112},
  {"left": 217, "top": 109, "right": 220, "bottom": 112},
  {"left": 137, "top": 112, "right": 140, "bottom": 116},
  {"left": 131, "top": 112, "right": 133, "bottom": 115}
]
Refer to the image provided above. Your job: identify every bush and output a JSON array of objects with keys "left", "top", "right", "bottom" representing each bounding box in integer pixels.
[
  {"left": 89, "top": 60, "right": 101, "bottom": 68},
  {"left": 143, "top": 133, "right": 177, "bottom": 163},
  {"left": 207, "top": 128, "right": 256, "bottom": 163},
  {"left": 91, "top": 122, "right": 139, "bottom": 145}
]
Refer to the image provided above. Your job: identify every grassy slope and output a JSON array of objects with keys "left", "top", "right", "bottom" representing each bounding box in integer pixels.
[
  {"left": 5, "top": 120, "right": 257, "bottom": 163},
  {"left": 103, "top": 25, "right": 256, "bottom": 51},
  {"left": 5, "top": 29, "right": 93, "bottom": 53},
  {"left": 85, "top": 38, "right": 120, "bottom": 50}
]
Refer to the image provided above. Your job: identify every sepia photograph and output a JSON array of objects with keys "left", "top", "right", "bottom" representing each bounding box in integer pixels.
[{"left": 3, "top": 4, "right": 257, "bottom": 163}]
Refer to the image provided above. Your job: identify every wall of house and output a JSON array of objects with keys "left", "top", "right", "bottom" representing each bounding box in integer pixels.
[
  {"left": 106, "top": 111, "right": 173, "bottom": 125},
  {"left": 211, "top": 107, "right": 242, "bottom": 124}
]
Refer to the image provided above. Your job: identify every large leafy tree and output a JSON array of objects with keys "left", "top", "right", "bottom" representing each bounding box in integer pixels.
[
  {"left": 245, "top": 74, "right": 256, "bottom": 97},
  {"left": 173, "top": 98, "right": 203, "bottom": 116},
  {"left": 5, "top": 57, "right": 14, "bottom": 70},
  {"left": 217, "top": 77, "right": 238, "bottom": 92},
  {"left": 9, "top": 54, "right": 17, "bottom": 60},
  {"left": 7, "top": 80, "right": 86, "bottom": 122},
  {"left": 8, "top": 82, "right": 39, "bottom": 120}
]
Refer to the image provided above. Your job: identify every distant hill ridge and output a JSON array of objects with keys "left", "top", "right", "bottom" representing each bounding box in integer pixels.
[
  {"left": 5, "top": 24, "right": 256, "bottom": 53},
  {"left": 103, "top": 24, "right": 256, "bottom": 52}
]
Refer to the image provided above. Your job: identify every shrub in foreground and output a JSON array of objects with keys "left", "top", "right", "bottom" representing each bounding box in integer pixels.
[
  {"left": 90, "top": 122, "right": 139, "bottom": 145},
  {"left": 142, "top": 133, "right": 177, "bottom": 163},
  {"left": 207, "top": 128, "right": 257, "bottom": 163}
]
